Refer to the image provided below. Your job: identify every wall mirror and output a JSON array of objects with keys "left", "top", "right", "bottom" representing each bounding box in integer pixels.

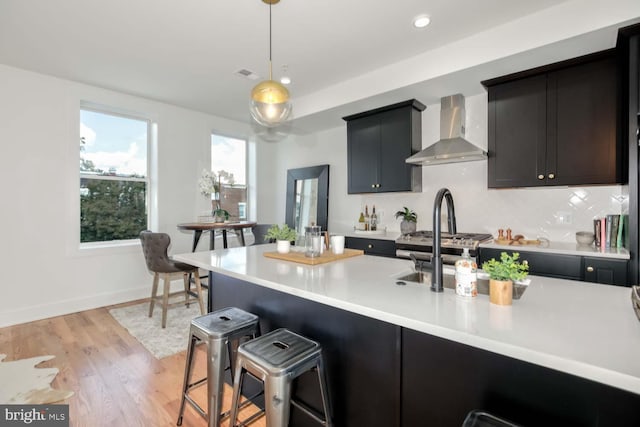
[{"left": 285, "top": 165, "right": 329, "bottom": 235}]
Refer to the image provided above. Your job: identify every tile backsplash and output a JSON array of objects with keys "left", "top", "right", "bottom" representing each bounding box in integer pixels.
[{"left": 349, "top": 161, "right": 625, "bottom": 243}]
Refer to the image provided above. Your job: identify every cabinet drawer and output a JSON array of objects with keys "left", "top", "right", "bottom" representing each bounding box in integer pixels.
[
  {"left": 479, "top": 248, "right": 582, "bottom": 280},
  {"left": 345, "top": 237, "right": 396, "bottom": 257}
]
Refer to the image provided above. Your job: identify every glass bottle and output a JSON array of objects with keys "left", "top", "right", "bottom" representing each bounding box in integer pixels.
[
  {"left": 364, "top": 205, "right": 370, "bottom": 231},
  {"left": 371, "top": 205, "right": 378, "bottom": 231},
  {"left": 358, "top": 212, "right": 365, "bottom": 231}
]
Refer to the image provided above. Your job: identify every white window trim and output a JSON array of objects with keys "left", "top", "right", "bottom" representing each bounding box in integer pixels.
[{"left": 77, "top": 103, "right": 153, "bottom": 251}]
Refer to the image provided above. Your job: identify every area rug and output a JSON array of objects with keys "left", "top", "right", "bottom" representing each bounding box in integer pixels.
[
  {"left": 0, "top": 354, "right": 74, "bottom": 404},
  {"left": 108, "top": 294, "right": 206, "bottom": 359}
]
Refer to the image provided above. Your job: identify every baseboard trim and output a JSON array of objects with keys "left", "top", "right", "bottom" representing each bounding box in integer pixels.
[{"left": 0, "top": 279, "right": 194, "bottom": 328}]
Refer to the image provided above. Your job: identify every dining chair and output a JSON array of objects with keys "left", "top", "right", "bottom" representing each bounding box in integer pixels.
[
  {"left": 139, "top": 231, "right": 205, "bottom": 328},
  {"left": 250, "top": 223, "right": 275, "bottom": 245}
]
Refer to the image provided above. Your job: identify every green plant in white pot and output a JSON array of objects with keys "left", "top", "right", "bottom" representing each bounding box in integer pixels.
[
  {"left": 395, "top": 207, "right": 417, "bottom": 235},
  {"left": 265, "top": 224, "right": 297, "bottom": 254}
]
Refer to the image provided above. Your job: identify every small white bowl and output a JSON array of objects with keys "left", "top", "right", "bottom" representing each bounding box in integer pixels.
[{"left": 576, "top": 231, "right": 595, "bottom": 245}]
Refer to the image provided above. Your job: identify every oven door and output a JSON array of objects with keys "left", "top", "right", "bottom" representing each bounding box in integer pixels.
[{"left": 396, "top": 249, "right": 466, "bottom": 266}]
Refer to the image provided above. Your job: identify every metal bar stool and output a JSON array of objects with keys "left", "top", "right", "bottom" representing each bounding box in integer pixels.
[
  {"left": 177, "top": 307, "right": 260, "bottom": 427},
  {"left": 229, "top": 328, "right": 333, "bottom": 427}
]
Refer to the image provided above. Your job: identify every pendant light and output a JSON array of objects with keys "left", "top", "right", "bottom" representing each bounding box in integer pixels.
[{"left": 250, "top": 0, "right": 292, "bottom": 127}]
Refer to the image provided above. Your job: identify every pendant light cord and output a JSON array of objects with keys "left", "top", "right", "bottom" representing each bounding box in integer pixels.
[{"left": 268, "top": 2, "right": 273, "bottom": 80}]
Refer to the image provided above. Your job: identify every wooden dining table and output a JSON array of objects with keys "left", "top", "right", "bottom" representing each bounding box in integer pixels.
[{"left": 177, "top": 221, "right": 257, "bottom": 252}]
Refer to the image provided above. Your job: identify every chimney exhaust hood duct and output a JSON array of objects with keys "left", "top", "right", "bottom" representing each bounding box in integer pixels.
[{"left": 406, "top": 94, "right": 487, "bottom": 165}]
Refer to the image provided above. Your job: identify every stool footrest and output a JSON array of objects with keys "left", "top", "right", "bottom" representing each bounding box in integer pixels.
[
  {"left": 185, "top": 377, "right": 208, "bottom": 393},
  {"left": 183, "top": 394, "right": 206, "bottom": 419},
  {"left": 233, "top": 408, "right": 265, "bottom": 427},
  {"left": 220, "top": 390, "right": 264, "bottom": 420},
  {"left": 291, "top": 398, "right": 330, "bottom": 426}
]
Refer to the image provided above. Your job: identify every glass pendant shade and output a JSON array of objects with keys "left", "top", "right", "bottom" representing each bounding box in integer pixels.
[{"left": 250, "top": 79, "right": 292, "bottom": 127}]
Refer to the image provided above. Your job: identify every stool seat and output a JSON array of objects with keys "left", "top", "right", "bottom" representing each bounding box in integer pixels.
[
  {"left": 230, "top": 328, "right": 332, "bottom": 427},
  {"left": 177, "top": 307, "right": 260, "bottom": 427},
  {"left": 240, "top": 328, "right": 320, "bottom": 374},
  {"left": 191, "top": 307, "right": 259, "bottom": 339}
]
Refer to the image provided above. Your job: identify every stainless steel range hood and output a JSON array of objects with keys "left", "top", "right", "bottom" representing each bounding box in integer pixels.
[{"left": 406, "top": 94, "right": 487, "bottom": 165}]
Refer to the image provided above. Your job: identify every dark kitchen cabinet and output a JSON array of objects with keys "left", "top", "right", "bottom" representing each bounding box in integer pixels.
[
  {"left": 583, "top": 256, "right": 628, "bottom": 286},
  {"left": 402, "top": 328, "right": 640, "bottom": 427},
  {"left": 209, "top": 272, "right": 402, "bottom": 427},
  {"left": 345, "top": 236, "right": 396, "bottom": 257},
  {"left": 483, "top": 50, "right": 622, "bottom": 188},
  {"left": 479, "top": 247, "right": 629, "bottom": 286},
  {"left": 479, "top": 247, "right": 582, "bottom": 280},
  {"left": 617, "top": 23, "right": 640, "bottom": 286},
  {"left": 343, "top": 100, "right": 424, "bottom": 194}
]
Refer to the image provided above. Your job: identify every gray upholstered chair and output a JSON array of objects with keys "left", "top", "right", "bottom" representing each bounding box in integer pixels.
[
  {"left": 250, "top": 223, "right": 275, "bottom": 245},
  {"left": 139, "top": 231, "right": 205, "bottom": 328}
]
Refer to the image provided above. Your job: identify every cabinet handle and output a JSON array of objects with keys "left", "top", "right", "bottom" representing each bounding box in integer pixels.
[
  {"left": 586, "top": 266, "right": 594, "bottom": 273},
  {"left": 367, "top": 244, "right": 373, "bottom": 249},
  {"left": 376, "top": 184, "right": 381, "bottom": 188},
  {"left": 371, "top": 184, "right": 375, "bottom": 188},
  {"left": 537, "top": 174, "right": 544, "bottom": 180},
  {"left": 548, "top": 173, "right": 555, "bottom": 179}
]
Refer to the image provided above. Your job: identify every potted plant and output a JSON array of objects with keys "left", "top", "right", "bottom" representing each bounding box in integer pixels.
[
  {"left": 482, "top": 252, "right": 529, "bottom": 305},
  {"left": 265, "top": 224, "right": 298, "bottom": 254},
  {"left": 212, "top": 207, "right": 230, "bottom": 223},
  {"left": 395, "top": 207, "right": 417, "bottom": 235}
]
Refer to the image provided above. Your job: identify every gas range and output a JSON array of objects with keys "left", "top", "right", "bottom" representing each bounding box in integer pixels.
[{"left": 395, "top": 231, "right": 493, "bottom": 264}]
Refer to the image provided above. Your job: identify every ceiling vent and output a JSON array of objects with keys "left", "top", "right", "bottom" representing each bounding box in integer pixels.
[{"left": 235, "top": 69, "right": 260, "bottom": 80}]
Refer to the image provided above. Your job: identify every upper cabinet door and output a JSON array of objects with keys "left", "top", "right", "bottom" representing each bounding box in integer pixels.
[
  {"left": 347, "top": 114, "right": 381, "bottom": 193},
  {"left": 488, "top": 74, "right": 547, "bottom": 188},
  {"left": 484, "top": 50, "right": 622, "bottom": 189},
  {"left": 379, "top": 106, "right": 414, "bottom": 192},
  {"left": 344, "top": 100, "right": 424, "bottom": 194},
  {"left": 551, "top": 56, "right": 619, "bottom": 185}
]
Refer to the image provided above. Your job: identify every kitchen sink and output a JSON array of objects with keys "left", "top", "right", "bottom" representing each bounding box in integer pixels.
[{"left": 395, "top": 270, "right": 527, "bottom": 299}]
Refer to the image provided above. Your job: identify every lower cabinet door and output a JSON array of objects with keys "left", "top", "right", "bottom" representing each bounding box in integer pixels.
[{"left": 583, "top": 257, "right": 628, "bottom": 286}]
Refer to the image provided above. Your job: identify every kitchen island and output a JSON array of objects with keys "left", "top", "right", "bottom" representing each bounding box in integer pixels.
[{"left": 174, "top": 245, "right": 640, "bottom": 426}]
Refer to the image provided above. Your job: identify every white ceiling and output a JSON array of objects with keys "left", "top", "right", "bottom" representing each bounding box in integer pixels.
[{"left": 1, "top": 0, "right": 639, "bottom": 133}]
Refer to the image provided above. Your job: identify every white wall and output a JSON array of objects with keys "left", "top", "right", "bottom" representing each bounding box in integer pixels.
[
  {"left": 0, "top": 64, "right": 255, "bottom": 327},
  {"left": 264, "top": 93, "right": 624, "bottom": 242}
]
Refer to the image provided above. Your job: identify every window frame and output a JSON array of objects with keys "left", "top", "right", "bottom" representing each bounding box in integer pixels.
[
  {"left": 211, "top": 132, "right": 249, "bottom": 222},
  {"left": 79, "top": 105, "right": 152, "bottom": 248}
]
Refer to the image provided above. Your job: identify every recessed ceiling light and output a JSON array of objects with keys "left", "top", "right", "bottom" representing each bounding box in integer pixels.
[
  {"left": 280, "top": 76, "right": 291, "bottom": 85},
  {"left": 413, "top": 14, "right": 431, "bottom": 29}
]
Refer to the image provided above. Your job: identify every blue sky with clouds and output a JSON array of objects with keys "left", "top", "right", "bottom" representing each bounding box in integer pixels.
[
  {"left": 80, "top": 110, "right": 147, "bottom": 177},
  {"left": 212, "top": 134, "right": 246, "bottom": 185}
]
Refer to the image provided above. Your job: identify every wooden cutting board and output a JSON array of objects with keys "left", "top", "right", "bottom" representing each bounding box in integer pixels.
[
  {"left": 494, "top": 238, "right": 541, "bottom": 246},
  {"left": 263, "top": 248, "right": 364, "bottom": 265}
]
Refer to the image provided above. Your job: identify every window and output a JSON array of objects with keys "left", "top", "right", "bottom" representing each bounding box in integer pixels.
[
  {"left": 211, "top": 134, "right": 247, "bottom": 220},
  {"left": 80, "top": 108, "right": 149, "bottom": 243}
]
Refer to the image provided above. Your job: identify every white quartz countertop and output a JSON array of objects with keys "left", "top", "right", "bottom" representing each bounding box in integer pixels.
[
  {"left": 481, "top": 241, "right": 630, "bottom": 259},
  {"left": 174, "top": 245, "right": 640, "bottom": 395}
]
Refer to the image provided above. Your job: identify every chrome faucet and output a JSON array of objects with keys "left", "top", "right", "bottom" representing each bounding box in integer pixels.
[{"left": 432, "top": 188, "right": 457, "bottom": 292}]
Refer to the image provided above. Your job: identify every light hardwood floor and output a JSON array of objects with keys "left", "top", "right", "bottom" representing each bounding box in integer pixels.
[{"left": 0, "top": 300, "right": 265, "bottom": 427}]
